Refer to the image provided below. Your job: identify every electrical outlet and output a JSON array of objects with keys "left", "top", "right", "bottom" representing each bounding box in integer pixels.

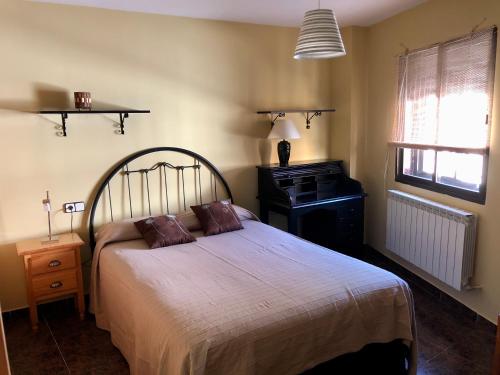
[
  {"left": 63, "top": 201, "right": 85, "bottom": 213},
  {"left": 74, "top": 201, "right": 85, "bottom": 212}
]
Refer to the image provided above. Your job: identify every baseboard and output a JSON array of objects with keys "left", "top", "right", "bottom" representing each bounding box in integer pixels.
[
  {"left": 1, "top": 293, "right": 90, "bottom": 315},
  {"left": 363, "top": 245, "right": 496, "bottom": 328},
  {"left": 0, "top": 305, "right": 28, "bottom": 314}
]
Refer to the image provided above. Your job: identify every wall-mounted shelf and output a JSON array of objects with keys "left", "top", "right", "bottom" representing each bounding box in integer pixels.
[
  {"left": 256, "top": 108, "right": 336, "bottom": 129},
  {"left": 39, "top": 108, "right": 151, "bottom": 136}
]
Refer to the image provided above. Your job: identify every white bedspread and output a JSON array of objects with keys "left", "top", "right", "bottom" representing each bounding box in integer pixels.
[{"left": 91, "top": 220, "right": 415, "bottom": 375}]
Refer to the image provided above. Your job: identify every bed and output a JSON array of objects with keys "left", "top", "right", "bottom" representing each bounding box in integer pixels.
[{"left": 88, "top": 147, "right": 416, "bottom": 375}]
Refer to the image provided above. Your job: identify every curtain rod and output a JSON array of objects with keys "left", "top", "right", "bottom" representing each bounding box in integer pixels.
[{"left": 396, "top": 24, "right": 497, "bottom": 58}]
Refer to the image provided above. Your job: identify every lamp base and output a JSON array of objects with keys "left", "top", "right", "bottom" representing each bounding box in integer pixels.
[
  {"left": 41, "top": 236, "right": 59, "bottom": 245},
  {"left": 277, "top": 139, "right": 291, "bottom": 167}
]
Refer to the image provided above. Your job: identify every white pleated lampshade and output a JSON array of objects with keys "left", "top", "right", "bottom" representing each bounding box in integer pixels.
[
  {"left": 294, "top": 9, "right": 346, "bottom": 59},
  {"left": 268, "top": 119, "right": 301, "bottom": 140}
]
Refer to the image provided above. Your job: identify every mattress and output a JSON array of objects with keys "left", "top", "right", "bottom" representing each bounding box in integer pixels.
[{"left": 91, "top": 219, "right": 415, "bottom": 375}]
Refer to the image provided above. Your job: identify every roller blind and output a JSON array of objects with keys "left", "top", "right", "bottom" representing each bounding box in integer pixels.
[{"left": 391, "top": 27, "right": 497, "bottom": 155}]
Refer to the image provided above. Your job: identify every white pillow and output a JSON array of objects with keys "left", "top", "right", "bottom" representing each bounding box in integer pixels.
[{"left": 94, "top": 204, "right": 259, "bottom": 248}]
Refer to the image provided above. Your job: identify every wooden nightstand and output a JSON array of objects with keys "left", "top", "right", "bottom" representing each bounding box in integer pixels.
[{"left": 16, "top": 233, "right": 85, "bottom": 331}]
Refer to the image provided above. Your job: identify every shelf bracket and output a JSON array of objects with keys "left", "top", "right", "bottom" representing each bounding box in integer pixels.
[
  {"left": 119, "top": 113, "right": 129, "bottom": 135},
  {"left": 257, "top": 109, "right": 334, "bottom": 129},
  {"left": 306, "top": 111, "right": 322, "bottom": 129},
  {"left": 271, "top": 112, "right": 286, "bottom": 126},
  {"left": 39, "top": 109, "right": 149, "bottom": 137},
  {"left": 60, "top": 113, "right": 68, "bottom": 137}
]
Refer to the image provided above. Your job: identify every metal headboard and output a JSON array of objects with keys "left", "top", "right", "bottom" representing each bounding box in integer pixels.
[{"left": 88, "top": 147, "right": 233, "bottom": 251}]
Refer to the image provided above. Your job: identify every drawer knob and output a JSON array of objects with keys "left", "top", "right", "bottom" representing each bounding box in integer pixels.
[
  {"left": 50, "top": 281, "right": 63, "bottom": 289},
  {"left": 48, "top": 260, "right": 61, "bottom": 268}
]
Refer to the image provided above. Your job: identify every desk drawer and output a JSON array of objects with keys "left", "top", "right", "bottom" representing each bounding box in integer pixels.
[
  {"left": 31, "top": 249, "right": 76, "bottom": 276},
  {"left": 32, "top": 269, "right": 78, "bottom": 298},
  {"left": 336, "top": 200, "right": 363, "bottom": 218},
  {"left": 336, "top": 217, "right": 362, "bottom": 234}
]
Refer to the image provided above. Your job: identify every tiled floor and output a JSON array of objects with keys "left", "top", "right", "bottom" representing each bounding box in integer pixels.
[
  {"left": 363, "top": 248, "right": 496, "bottom": 375},
  {"left": 3, "top": 301, "right": 128, "bottom": 374},
  {"left": 3, "top": 248, "right": 496, "bottom": 374}
]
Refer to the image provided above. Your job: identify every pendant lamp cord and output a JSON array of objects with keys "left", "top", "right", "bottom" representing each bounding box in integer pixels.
[{"left": 318, "top": 0, "right": 321, "bottom": 9}]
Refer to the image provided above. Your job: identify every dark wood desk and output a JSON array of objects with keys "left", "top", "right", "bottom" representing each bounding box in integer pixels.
[{"left": 257, "top": 160, "right": 366, "bottom": 256}]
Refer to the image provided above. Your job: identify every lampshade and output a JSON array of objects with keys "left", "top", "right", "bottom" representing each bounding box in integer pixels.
[
  {"left": 268, "top": 119, "right": 301, "bottom": 140},
  {"left": 294, "top": 9, "right": 346, "bottom": 59}
]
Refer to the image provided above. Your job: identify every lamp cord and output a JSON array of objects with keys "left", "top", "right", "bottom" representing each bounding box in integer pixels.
[{"left": 70, "top": 210, "right": 74, "bottom": 233}]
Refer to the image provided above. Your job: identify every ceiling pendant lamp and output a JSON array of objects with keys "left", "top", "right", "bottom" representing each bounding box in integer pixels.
[{"left": 294, "top": 2, "right": 346, "bottom": 60}]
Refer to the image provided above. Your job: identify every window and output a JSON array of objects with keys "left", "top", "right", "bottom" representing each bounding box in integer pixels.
[{"left": 393, "top": 27, "right": 497, "bottom": 204}]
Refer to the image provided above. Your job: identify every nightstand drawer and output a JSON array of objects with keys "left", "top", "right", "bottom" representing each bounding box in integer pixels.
[
  {"left": 32, "top": 269, "right": 78, "bottom": 299},
  {"left": 31, "top": 250, "right": 76, "bottom": 276}
]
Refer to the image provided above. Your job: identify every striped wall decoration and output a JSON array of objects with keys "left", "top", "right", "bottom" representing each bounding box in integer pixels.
[{"left": 294, "top": 9, "right": 346, "bottom": 59}]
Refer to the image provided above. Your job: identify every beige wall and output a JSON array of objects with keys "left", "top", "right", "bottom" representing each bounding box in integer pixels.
[
  {"left": 330, "top": 28, "right": 353, "bottom": 169},
  {"left": 330, "top": 27, "right": 367, "bottom": 180},
  {"left": 338, "top": 0, "right": 500, "bottom": 323},
  {"left": 3, "top": 0, "right": 499, "bottom": 324},
  {"left": 0, "top": 1, "right": 333, "bottom": 311}
]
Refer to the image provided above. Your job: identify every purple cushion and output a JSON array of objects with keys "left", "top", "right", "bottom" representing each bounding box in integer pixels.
[
  {"left": 134, "top": 215, "right": 196, "bottom": 249},
  {"left": 191, "top": 201, "right": 243, "bottom": 236}
]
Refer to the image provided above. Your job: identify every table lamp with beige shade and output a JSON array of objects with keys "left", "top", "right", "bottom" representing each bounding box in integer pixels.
[{"left": 267, "top": 119, "right": 300, "bottom": 166}]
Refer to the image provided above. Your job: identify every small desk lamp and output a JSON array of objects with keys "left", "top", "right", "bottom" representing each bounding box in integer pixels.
[
  {"left": 42, "top": 191, "right": 58, "bottom": 244},
  {"left": 268, "top": 119, "right": 300, "bottom": 166}
]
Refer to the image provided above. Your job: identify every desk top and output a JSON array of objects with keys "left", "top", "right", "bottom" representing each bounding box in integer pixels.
[{"left": 257, "top": 159, "right": 342, "bottom": 169}]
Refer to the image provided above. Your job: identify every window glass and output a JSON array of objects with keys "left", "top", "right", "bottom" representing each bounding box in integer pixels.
[
  {"left": 436, "top": 152, "right": 483, "bottom": 192},
  {"left": 401, "top": 148, "right": 434, "bottom": 181}
]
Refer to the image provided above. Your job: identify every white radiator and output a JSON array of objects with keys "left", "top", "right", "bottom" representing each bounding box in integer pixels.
[{"left": 386, "top": 190, "right": 477, "bottom": 290}]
